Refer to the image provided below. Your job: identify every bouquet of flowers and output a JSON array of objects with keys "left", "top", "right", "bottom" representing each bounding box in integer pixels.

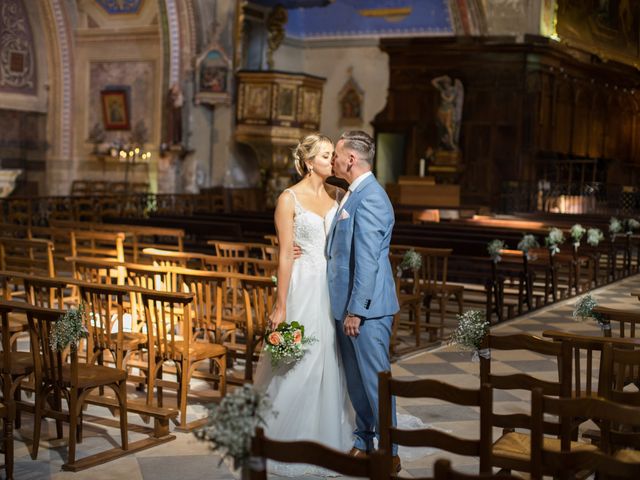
[
  {"left": 265, "top": 321, "right": 315, "bottom": 367},
  {"left": 449, "top": 310, "right": 490, "bottom": 360},
  {"left": 517, "top": 234, "right": 539, "bottom": 260},
  {"left": 586, "top": 228, "right": 604, "bottom": 247},
  {"left": 194, "top": 384, "right": 272, "bottom": 469},
  {"left": 487, "top": 239, "right": 506, "bottom": 263},
  {"left": 570, "top": 224, "right": 586, "bottom": 249},
  {"left": 573, "top": 293, "right": 609, "bottom": 331},
  {"left": 400, "top": 249, "right": 422, "bottom": 272},
  {"left": 50, "top": 305, "right": 89, "bottom": 352},
  {"left": 626, "top": 218, "right": 640, "bottom": 235},
  {"left": 610, "top": 217, "right": 623, "bottom": 240},
  {"left": 545, "top": 227, "right": 565, "bottom": 255}
]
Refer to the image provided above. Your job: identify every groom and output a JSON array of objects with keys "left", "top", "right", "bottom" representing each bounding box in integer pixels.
[{"left": 326, "top": 130, "right": 400, "bottom": 472}]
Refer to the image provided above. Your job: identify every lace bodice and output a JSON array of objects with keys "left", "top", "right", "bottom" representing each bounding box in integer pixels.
[{"left": 286, "top": 189, "right": 337, "bottom": 269}]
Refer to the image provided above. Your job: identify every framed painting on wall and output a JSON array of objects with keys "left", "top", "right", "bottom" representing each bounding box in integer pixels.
[
  {"left": 101, "top": 89, "right": 130, "bottom": 130},
  {"left": 195, "top": 44, "right": 231, "bottom": 105}
]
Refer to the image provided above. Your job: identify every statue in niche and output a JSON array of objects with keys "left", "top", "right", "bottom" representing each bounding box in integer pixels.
[
  {"left": 338, "top": 68, "right": 364, "bottom": 126},
  {"left": 165, "top": 83, "right": 183, "bottom": 146},
  {"left": 431, "top": 75, "right": 464, "bottom": 151},
  {"left": 266, "top": 5, "right": 287, "bottom": 70}
]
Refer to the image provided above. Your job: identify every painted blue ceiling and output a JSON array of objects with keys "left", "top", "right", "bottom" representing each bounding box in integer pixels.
[
  {"left": 96, "top": 0, "right": 143, "bottom": 15},
  {"left": 285, "top": 0, "right": 452, "bottom": 39},
  {"left": 250, "top": 0, "right": 333, "bottom": 8}
]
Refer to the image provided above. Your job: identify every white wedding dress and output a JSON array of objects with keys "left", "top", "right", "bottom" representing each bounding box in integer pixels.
[{"left": 254, "top": 189, "right": 354, "bottom": 477}]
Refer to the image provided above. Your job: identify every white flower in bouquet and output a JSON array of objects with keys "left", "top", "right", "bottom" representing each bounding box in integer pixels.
[
  {"left": 449, "top": 310, "right": 490, "bottom": 352},
  {"left": 194, "top": 385, "right": 273, "bottom": 469},
  {"left": 545, "top": 227, "right": 565, "bottom": 255},
  {"left": 487, "top": 239, "right": 506, "bottom": 263},
  {"left": 626, "top": 218, "right": 640, "bottom": 235},
  {"left": 50, "top": 305, "right": 89, "bottom": 352},
  {"left": 586, "top": 228, "right": 604, "bottom": 246},
  {"left": 517, "top": 234, "right": 539, "bottom": 259},
  {"left": 572, "top": 293, "right": 609, "bottom": 330},
  {"left": 610, "top": 217, "right": 622, "bottom": 240},
  {"left": 570, "top": 224, "right": 585, "bottom": 248}
]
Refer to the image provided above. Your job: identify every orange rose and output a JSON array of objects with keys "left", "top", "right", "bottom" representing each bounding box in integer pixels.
[
  {"left": 268, "top": 332, "right": 284, "bottom": 346},
  {"left": 293, "top": 330, "right": 302, "bottom": 344}
]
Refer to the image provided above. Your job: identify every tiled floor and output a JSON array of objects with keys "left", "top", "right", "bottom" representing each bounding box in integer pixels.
[{"left": 9, "top": 275, "right": 640, "bottom": 479}]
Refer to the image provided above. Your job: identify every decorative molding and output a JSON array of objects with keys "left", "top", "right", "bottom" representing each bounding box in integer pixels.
[
  {"left": 0, "top": 0, "right": 37, "bottom": 94},
  {"left": 51, "top": 0, "right": 73, "bottom": 160},
  {"left": 163, "top": 0, "right": 180, "bottom": 84}
]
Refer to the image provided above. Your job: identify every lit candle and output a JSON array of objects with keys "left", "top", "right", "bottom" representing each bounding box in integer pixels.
[{"left": 419, "top": 158, "right": 426, "bottom": 177}]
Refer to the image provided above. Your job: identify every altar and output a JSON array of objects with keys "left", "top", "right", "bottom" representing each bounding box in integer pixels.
[{"left": 386, "top": 176, "right": 461, "bottom": 208}]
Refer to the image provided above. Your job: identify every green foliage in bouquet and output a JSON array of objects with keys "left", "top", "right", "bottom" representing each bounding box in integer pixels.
[
  {"left": 610, "top": 217, "right": 622, "bottom": 240},
  {"left": 449, "top": 310, "right": 490, "bottom": 351},
  {"left": 49, "top": 305, "right": 88, "bottom": 352},
  {"left": 194, "top": 384, "right": 273, "bottom": 469},
  {"left": 570, "top": 224, "right": 585, "bottom": 247},
  {"left": 487, "top": 239, "right": 506, "bottom": 263},
  {"left": 265, "top": 321, "right": 316, "bottom": 367},
  {"left": 517, "top": 234, "right": 539, "bottom": 260},
  {"left": 400, "top": 249, "right": 423, "bottom": 271}
]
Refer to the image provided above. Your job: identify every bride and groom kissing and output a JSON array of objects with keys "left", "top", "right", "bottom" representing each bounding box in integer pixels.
[{"left": 254, "top": 130, "right": 401, "bottom": 476}]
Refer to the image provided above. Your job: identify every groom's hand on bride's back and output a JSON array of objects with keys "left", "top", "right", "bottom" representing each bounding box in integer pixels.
[{"left": 292, "top": 243, "right": 302, "bottom": 259}]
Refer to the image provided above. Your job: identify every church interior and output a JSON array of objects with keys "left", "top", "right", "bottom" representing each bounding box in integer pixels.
[{"left": 2, "top": 0, "right": 640, "bottom": 478}]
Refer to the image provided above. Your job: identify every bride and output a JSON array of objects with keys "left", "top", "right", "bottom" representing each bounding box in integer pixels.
[{"left": 253, "top": 133, "right": 354, "bottom": 476}]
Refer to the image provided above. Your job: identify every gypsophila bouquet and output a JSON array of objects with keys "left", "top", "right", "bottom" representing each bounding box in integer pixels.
[
  {"left": 265, "top": 321, "right": 316, "bottom": 367},
  {"left": 626, "top": 218, "right": 640, "bottom": 235},
  {"left": 587, "top": 228, "right": 604, "bottom": 246},
  {"left": 49, "top": 305, "right": 89, "bottom": 352},
  {"left": 400, "top": 249, "right": 423, "bottom": 272},
  {"left": 487, "top": 239, "right": 506, "bottom": 263},
  {"left": 545, "top": 227, "right": 565, "bottom": 255},
  {"left": 610, "top": 217, "right": 623, "bottom": 240},
  {"left": 194, "top": 384, "right": 272, "bottom": 469},
  {"left": 517, "top": 234, "right": 539, "bottom": 259},
  {"left": 449, "top": 310, "right": 490, "bottom": 352},
  {"left": 573, "top": 293, "right": 609, "bottom": 330},
  {"left": 270, "top": 275, "right": 278, "bottom": 285},
  {"left": 570, "top": 224, "right": 586, "bottom": 249}
]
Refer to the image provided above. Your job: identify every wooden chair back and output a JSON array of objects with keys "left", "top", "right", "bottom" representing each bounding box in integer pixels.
[
  {"left": 240, "top": 276, "right": 275, "bottom": 381},
  {"left": 378, "top": 371, "right": 493, "bottom": 474},
  {"left": 140, "top": 290, "right": 194, "bottom": 362},
  {"left": 0, "top": 238, "right": 55, "bottom": 277},
  {"left": 70, "top": 230, "right": 126, "bottom": 261},
  {"left": 78, "top": 282, "right": 130, "bottom": 367},
  {"left": 70, "top": 256, "right": 125, "bottom": 285},
  {"left": 249, "top": 427, "right": 389, "bottom": 480},
  {"left": 530, "top": 388, "right": 640, "bottom": 480},
  {"left": 174, "top": 267, "right": 226, "bottom": 342},
  {"left": 593, "top": 305, "right": 640, "bottom": 338},
  {"left": 22, "top": 274, "right": 67, "bottom": 309}
]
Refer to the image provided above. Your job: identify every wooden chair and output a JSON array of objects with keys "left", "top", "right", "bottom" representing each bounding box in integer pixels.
[
  {"left": 78, "top": 282, "right": 147, "bottom": 372},
  {"left": 0, "top": 238, "right": 55, "bottom": 277},
  {"left": 141, "top": 289, "right": 226, "bottom": 430},
  {"left": 230, "top": 276, "right": 275, "bottom": 383},
  {"left": 530, "top": 387, "right": 640, "bottom": 480},
  {"left": 248, "top": 427, "right": 389, "bottom": 480},
  {"left": 479, "top": 333, "right": 588, "bottom": 475},
  {"left": 378, "top": 371, "right": 493, "bottom": 476},
  {"left": 24, "top": 302, "right": 128, "bottom": 470},
  {"left": 70, "top": 256, "right": 126, "bottom": 285},
  {"left": 593, "top": 304, "right": 640, "bottom": 338},
  {"left": 432, "top": 459, "right": 519, "bottom": 480},
  {"left": 389, "top": 253, "right": 423, "bottom": 350}
]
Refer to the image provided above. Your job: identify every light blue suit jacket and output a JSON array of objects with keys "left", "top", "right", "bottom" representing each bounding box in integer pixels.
[{"left": 326, "top": 174, "right": 399, "bottom": 321}]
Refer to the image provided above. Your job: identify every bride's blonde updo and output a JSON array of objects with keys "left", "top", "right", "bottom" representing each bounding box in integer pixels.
[{"left": 292, "top": 133, "right": 332, "bottom": 176}]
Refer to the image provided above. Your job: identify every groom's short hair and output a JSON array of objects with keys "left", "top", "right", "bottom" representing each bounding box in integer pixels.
[{"left": 340, "top": 130, "right": 375, "bottom": 166}]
